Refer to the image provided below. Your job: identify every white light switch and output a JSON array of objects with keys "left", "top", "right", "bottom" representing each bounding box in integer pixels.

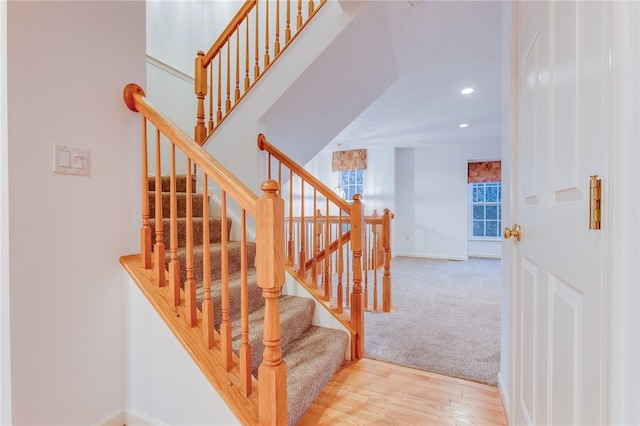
[{"left": 53, "top": 144, "right": 90, "bottom": 176}]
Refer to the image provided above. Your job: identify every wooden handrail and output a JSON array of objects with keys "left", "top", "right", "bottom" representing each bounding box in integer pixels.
[
  {"left": 124, "top": 83, "right": 287, "bottom": 425},
  {"left": 125, "top": 84, "right": 259, "bottom": 216},
  {"left": 258, "top": 134, "right": 351, "bottom": 211},
  {"left": 194, "top": 0, "right": 327, "bottom": 144},
  {"left": 203, "top": 0, "right": 258, "bottom": 66}
]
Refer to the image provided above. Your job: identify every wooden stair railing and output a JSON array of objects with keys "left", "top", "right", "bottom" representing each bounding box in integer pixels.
[
  {"left": 194, "top": 0, "right": 327, "bottom": 144},
  {"left": 258, "top": 134, "right": 394, "bottom": 360},
  {"left": 124, "top": 83, "right": 287, "bottom": 425}
]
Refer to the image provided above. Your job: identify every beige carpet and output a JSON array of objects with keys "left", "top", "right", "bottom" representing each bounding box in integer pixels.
[{"left": 364, "top": 256, "right": 501, "bottom": 386}]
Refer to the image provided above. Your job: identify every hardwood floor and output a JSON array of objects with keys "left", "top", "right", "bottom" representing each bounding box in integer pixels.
[{"left": 298, "top": 358, "right": 508, "bottom": 425}]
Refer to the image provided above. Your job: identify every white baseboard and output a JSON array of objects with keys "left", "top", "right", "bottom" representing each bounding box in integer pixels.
[
  {"left": 92, "top": 410, "right": 125, "bottom": 426},
  {"left": 394, "top": 252, "right": 468, "bottom": 261},
  {"left": 497, "top": 371, "right": 511, "bottom": 424},
  {"left": 125, "top": 409, "right": 169, "bottom": 426}
]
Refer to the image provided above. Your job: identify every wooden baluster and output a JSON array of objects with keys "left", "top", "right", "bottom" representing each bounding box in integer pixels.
[
  {"left": 277, "top": 161, "right": 282, "bottom": 198},
  {"left": 275, "top": 0, "right": 281, "bottom": 56},
  {"left": 220, "top": 191, "right": 232, "bottom": 370},
  {"left": 202, "top": 174, "right": 214, "bottom": 348},
  {"left": 308, "top": 0, "right": 314, "bottom": 16},
  {"left": 217, "top": 55, "right": 223, "bottom": 124},
  {"left": 239, "top": 210, "right": 252, "bottom": 396},
  {"left": 312, "top": 193, "right": 318, "bottom": 287},
  {"left": 285, "top": 0, "right": 292, "bottom": 42},
  {"left": 324, "top": 199, "right": 331, "bottom": 301},
  {"left": 264, "top": 0, "right": 270, "bottom": 68},
  {"left": 194, "top": 51, "right": 207, "bottom": 144},
  {"left": 362, "top": 216, "right": 369, "bottom": 311},
  {"left": 267, "top": 152, "right": 272, "bottom": 179},
  {"left": 350, "top": 194, "right": 365, "bottom": 359},
  {"left": 382, "top": 209, "right": 393, "bottom": 313},
  {"left": 153, "top": 130, "right": 166, "bottom": 287},
  {"left": 256, "top": 180, "right": 287, "bottom": 426},
  {"left": 168, "top": 143, "right": 181, "bottom": 307},
  {"left": 298, "top": 178, "right": 306, "bottom": 276},
  {"left": 372, "top": 215, "right": 378, "bottom": 311},
  {"left": 235, "top": 30, "right": 241, "bottom": 102},
  {"left": 208, "top": 66, "right": 214, "bottom": 132},
  {"left": 226, "top": 43, "right": 231, "bottom": 113},
  {"left": 184, "top": 159, "right": 197, "bottom": 326},
  {"left": 254, "top": 1, "right": 260, "bottom": 79},
  {"left": 336, "top": 210, "right": 343, "bottom": 313},
  {"left": 245, "top": 19, "right": 250, "bottom": 90},
  {"left": 346, "top": 237, "right": 351, "bottom": 309},
  {"left": 140, "top": 117, "right": 152, "bottom": 269},
  {"left": 288, "top": 169, "right": 294, "bottom": 267},
  {"left": 297, "top": 0, "right": 302, "bottom": 30}
]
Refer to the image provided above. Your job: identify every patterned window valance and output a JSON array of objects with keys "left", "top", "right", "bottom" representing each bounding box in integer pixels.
[
  {"left": 332, "top": 149, "right": 367, "bottom": 172},
  {"left": 468, "top": 161, "right": 501, "bottom": 183}
]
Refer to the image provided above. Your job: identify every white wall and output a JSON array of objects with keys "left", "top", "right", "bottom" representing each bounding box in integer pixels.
[
  {"left": 0, "top": 1, "right": 11, "bottom": 422},
  {"left": 394, "top": 142, "right": 501, "bottom": 260},
  {"left": 6, "top": 2, "right": 144, "bottom": 424},
  {"left": 125, "top": 275, "right": 239, "bottom": 426},
  {"left": 304, "top": 146, "right": 395, "bottom": 216}
]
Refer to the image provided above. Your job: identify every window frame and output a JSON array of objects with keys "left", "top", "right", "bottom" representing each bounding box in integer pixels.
[
  {"left": 339, "top": 169, "right": 364, "bottom": 203},
  {"left": 468, "top": 181, "right": 502, "bottom": 241}
]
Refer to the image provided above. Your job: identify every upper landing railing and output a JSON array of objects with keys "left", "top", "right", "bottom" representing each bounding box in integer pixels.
[{"left": 194, "top": 0, "right": 327, "bottom": 144}]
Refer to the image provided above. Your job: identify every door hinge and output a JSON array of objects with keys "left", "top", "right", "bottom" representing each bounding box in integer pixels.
[{"left": 589, "top": 175, "right": 601, "bottom": 230}]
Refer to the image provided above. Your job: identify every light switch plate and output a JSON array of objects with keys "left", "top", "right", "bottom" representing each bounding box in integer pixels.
[{"left": 53, "top": 144, "right": 90, "bottom": 176}]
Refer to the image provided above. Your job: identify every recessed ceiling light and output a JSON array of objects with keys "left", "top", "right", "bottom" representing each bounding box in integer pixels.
[
  {"left": 461, "top": 88, "right": 474, "bottom": 95},
  {"left": 459, "top": 123, "right": 469, "bottom": 128}
]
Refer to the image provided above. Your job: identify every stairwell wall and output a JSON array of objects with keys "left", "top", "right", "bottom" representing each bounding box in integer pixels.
[{"left": 5, "top": 1, "right": 144, "bottom": 424}]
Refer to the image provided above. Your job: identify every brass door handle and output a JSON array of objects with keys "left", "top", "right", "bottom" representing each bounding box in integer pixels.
[{"left": 503, "top": 224, "right": 522, "bottom": 241}]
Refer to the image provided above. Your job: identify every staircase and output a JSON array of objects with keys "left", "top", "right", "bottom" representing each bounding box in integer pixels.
[{"left": 148, "top": 174, "right": 348, "bottom": 425}]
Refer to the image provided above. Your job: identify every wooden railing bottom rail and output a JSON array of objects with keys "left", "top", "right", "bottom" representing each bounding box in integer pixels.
[{"left": 120, "top": 254, "right": 260, "bottom": 425}]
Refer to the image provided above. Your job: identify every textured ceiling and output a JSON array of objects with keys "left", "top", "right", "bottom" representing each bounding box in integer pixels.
[{"left": 330, "top": 0, "right": 503, "bottom": 150}]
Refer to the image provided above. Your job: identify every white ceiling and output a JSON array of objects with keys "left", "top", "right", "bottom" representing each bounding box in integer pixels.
[{"left": 329, "top": 0, "right": 503, "bottom": 150}]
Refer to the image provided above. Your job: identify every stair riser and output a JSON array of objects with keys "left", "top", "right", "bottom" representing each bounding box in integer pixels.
[
  {"left": 148, "top": 192, "right": 205, "bottom": 218},
  {"left": 169, "top": 242, "right": 257, "bottom": 287},
  {"left": 147, "top": 175, "right": 196, "bottom": 193},
  {"left": 150, "top": 217, "right": 231, "bottom": 248}
]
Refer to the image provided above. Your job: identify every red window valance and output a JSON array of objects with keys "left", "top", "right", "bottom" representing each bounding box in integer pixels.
[
  {"left": 332, "top": 149, "right": 367, "bottom": 172},
  {"left": 468, "top": 161, "right": 501, "bottom": 183}
]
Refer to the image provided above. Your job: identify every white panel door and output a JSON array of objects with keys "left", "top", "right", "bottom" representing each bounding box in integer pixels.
[{"left": 511, "top": 1, "right": 609, "bottom": 425}]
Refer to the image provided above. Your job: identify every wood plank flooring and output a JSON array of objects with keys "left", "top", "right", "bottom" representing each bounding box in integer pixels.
[{"left": 298, "top": 358, "right": 508, "bottom": 425}]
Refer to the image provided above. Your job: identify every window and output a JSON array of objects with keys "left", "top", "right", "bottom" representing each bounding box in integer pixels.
[
  {"left": 469, "top": 182, "right": 502, "bottom": 239},
  {"left": 339, "top": 169, "right": 364, "bottom": 201}
]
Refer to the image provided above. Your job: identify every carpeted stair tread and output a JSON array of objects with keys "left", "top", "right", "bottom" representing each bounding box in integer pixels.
[
  {"left": 283, "top": 326, "right": 349, "bottom": 426},
  {"left": 149, "top": 191, "right": 206, "bottom": 218},
  {"left": 168, "top": 241, "right": 256, "bottom": 285},
  {"left": 150, "top": 216, "right": 231, "bottom": 248},
  {"left": 147, "top": 174, "right": 196, "bottom": 193},
  {"left": 230, "top": 295, "right": 315, "bottom": 378},
  {"left": 196, "top": 268, "right": 264, "bottom": 328}
]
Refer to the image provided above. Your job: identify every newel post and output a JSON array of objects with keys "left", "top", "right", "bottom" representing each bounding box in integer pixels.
[
  {"left": 256, "top": 180, "right": 287, "bottom": 426},
  {"left": 194, "top": 51, "right": 207, "bottom": 144},
  {"left": 350, "top": 194, "right": 365, "bottom": 359}
]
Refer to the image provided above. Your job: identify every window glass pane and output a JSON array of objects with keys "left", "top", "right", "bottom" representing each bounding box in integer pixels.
[
  {"left": 473, "top": 221, "right": 485, "bottom": 237},
  {"left": 497, "top": 185, "right": 502, "bottom": 202},
  {"left": 473, "top": 184, "right": 484, "bottom": 202},
  {"left": 486, "top": 205, "right": 498, "bottom": 220},
  {"left": 498, "top": 207, "right": 502, "bottom": 220},
  {"left": 473, "top": 205, "right": 485, "bottom": 220},
  {"left": 485, "top": 184, "right": 499, "bottom": 202},
  {"left": 486, "top": 220, "right": 498, "bottom": 237}
]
